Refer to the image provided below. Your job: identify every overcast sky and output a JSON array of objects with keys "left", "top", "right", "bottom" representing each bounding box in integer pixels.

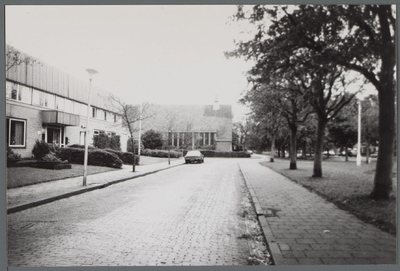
[{"left": 6, "top": 5, "right": 257, "bottom": 121}]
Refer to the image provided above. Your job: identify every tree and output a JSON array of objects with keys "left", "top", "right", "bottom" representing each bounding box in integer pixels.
[
  {"left": 6, "top": 45, "right": 40, "bottom": 72},
  {"left": 142, "top": 129, "right": 163, "bottom": 150},
  {"left": 229, "top": 9, "right": 357, "bottom": 175},
  {"left": 229, "top": 5, "right": 395, "bottom": 198},
  {"left": 108, "top": 95, "right": 153, "bottom": 172}
]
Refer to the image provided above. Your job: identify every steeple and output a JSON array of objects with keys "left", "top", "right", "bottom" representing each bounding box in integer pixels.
[{"left": 213, "top": 95, "right": 220, "bottom": 111}]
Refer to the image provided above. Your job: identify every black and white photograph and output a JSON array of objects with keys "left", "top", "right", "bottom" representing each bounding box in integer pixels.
[{"left": 4, "top": 2, "right": 397, "bottom": 268}]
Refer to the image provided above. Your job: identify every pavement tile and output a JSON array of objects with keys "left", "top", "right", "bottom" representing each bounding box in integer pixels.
[{"left": 239, "top": 158, "right": 397, "bottom": 265}]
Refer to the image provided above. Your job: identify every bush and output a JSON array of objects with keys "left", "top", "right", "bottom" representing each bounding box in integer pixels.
[
  {"left": 141, "top": 149, "right": 182, "bottom": 158},
  {"left": 57, "top": 148, "right": 123, "bottom": 168},
  {"left": 142, "top": 129, "right": 164, "bottom": 149},
  {"left": 32, "top": 140, "right": 55, "bottom": 160},
  {"left": 7, "top": 148, "right": 21, "bottom": 164},
  {"left": 183, "top": 150, "right": 251, "bottom": 158},
  {"left": 67, "top": 144, "right": 95, "bottom": 149},
  {"left": 93, "top": 134, "right": 121, "bottom": 151},
  {"left": 42, "top": 152, "right": 65, "bottom": 162},
  {"left": 127, "top": 139, "right": 144, "bottom": 154},
  {"left": 105, "top": 149, "right": 139, "bottom": 165}
]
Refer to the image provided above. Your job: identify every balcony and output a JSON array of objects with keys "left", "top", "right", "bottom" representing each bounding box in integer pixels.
[{"left": 41, "top": 110, "right": 80, "bottom": 126}]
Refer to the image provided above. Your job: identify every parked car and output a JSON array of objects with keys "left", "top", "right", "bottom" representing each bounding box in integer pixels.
[
  {"left": 184, "top": 150, "right": 204, "bottom": 164},
  {"left": 245, "top": 150, "right": 253, "bottom": 155}
]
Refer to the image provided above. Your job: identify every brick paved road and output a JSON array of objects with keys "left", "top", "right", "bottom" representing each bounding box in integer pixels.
[{"left": 8, "top": 158, "right": 257, "bottom": 267}]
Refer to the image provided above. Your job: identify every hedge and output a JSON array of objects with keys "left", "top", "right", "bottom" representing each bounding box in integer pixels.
[
  {"left": 141, "top": 149, "right": 182, "bottom": 158},
  {"left": 57, "top": 148, "right": 123, "bottom": 168},
  {"left": 105, "top": 149, "right": 139, "bottom": 165},
  {"left": 183, "top": 150, "right": 251, "bottom": 158}
]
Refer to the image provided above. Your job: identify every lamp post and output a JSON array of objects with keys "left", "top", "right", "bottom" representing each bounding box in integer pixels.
[
  {"left": 356, "top": 95, "right": 364, "bottom": 166},
  {"left": 138, "top": 102, "right": 142, "bottom": 156},
  {"left": 83, "top": 69, "right": 98, "bottom": 186},
  {"left": 191, "top": 129, "right": 194, "bottom": 150}
]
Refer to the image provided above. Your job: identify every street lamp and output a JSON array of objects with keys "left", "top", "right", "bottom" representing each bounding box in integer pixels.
[
  {"left": 191, "top": 129, "right": 194, "bottom": 150},
  {"left": 83, "top": 68, "right": 98, "bottom": 186},
  {"left": 356, "top": 94, "right": 364, "bottom": 166}
]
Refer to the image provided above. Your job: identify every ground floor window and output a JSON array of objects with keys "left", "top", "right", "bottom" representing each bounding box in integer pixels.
[{"left": 7, "top": 118, "right": 26, "bottom": 147}]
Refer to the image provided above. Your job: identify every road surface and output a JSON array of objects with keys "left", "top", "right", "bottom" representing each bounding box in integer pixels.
[{"left": 8, "top": 157, "right": 265, "bottom": 266}]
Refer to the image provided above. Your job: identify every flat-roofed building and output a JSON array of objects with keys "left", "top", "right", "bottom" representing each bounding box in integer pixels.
[{"left": 5, "top": 44, "right": 129, "bottom": 157}]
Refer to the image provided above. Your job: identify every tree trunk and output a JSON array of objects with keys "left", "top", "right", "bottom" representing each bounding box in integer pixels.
[
  {"left": 289, "top": 127, "right": 297, "bottom": 169},
  {"left": 366, "top": 137, "right": 370, "bottom": 164},
  {"left": 313, "top": 117, "right": 327, "bottom": 177},
  {"left": 270, "top": 134, "right": 276, "bottom": 162},
  {"left": 131, "top": 138, "right": 136, "bottom": 172},
  {"left": 345, "top": 147, "right": 349, "bottom": 162},
  {"left": 302, "top": 141, "right": 307, "bottom": 160},
  {"left": 371, "top": 85, "right": 395, "bottom": 199}
]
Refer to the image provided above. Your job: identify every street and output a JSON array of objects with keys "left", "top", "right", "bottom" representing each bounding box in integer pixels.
[{"left": 8, "top": 158, "right": 265, "bottom": 266}]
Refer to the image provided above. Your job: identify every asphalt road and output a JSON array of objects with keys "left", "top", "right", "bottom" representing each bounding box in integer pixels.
[{"left": 8, "top": 158, "right": 258, "bottom": 267}]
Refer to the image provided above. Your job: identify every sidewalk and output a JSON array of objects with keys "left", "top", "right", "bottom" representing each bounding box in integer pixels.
[
  {"left": 7, "top": 159, "right": 185, "bottom": 214},
  {"left": 239, "top": 157, "right": 397, "bottom": 265}
]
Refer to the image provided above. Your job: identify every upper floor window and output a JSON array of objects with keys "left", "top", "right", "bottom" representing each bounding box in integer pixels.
[
  {"left": 56, "top": 96, "right": 65, "bottom": 111},
  {"left": 32, "top": 89, "right": 45, "bottom": 106},
  {"left": 7, "top": 118, "right": 26, "bottom": 148},
  {"left": 92, "top": 107, "right": 97, "bottom": 118},
  {"left": 6, "top": 82, "right": 31, "bottom": 104}
]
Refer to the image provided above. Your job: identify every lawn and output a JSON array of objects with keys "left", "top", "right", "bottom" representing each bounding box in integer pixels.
[
  {"left": 7, "top": 156, "right": 181, "bottom": 189},
  {"left": 260, "top": 157, "right": 397, "bottom": 235}
]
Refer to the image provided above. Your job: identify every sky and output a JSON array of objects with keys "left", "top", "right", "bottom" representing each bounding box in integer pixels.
[{"left": 5, "top": 5, "right": 257, "bottom": 121}]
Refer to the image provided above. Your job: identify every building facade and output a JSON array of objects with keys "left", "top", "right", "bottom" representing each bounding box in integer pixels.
[
  {"left": 141, "top": 102, "right": 233, "bottom": 152},
  {"left": 5, "top": 45, "right": 129, "bottom": 158}
]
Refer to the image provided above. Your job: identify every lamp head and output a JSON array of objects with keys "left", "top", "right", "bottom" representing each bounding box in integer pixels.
[{"left": 86, "top": 69, "right": 99, "bottom": 80}]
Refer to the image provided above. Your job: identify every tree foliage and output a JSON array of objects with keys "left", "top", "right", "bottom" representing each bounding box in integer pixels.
[
  {"left": 142, "top": 129, "right": 164, "bottom": 150},
  {"left": 229, "top": 4, "right": 395, "bottom": 199}
]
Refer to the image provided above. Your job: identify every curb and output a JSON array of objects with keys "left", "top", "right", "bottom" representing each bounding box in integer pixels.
[
  {"left": 238, "top": 164, "right": 285, "bottom": 265},
  {"left": 7, "top": 162, "right": 184, "bottom": 214}
]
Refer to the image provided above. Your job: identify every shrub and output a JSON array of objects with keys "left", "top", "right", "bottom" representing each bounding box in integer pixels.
[
  {"left": 109, "top": 135, "right": 121, "bottom": 151},
  {"left": 67, "top": 144, "right": 95, "bottom": 149},
  {"left": 42, "top": 152, "right": 65, "bottom": 163},
  {"left": 32, "top": 140, "right": 55, "bottom": 160},
  {"left": 93, "top": 134, "right": 121, "bottom": 151},
  {"left": 57, "top": 148, "right": 123, "bottom": 168},
  {"left": 105, "top": 149, "right": 139, "bottom": 165},
  {"left": 127, "top": 139, "right": 144, "bottom": 154},
  {"left": 7, "top": 148, "right": 21, "bottom": 164},
  {"left": 93, "top": 134, "right": 110, "bottom": 149},
  {"left": 141, "top": 149, "right": 182, "bottom": 158},
  {"left": 183, "top": 150, "right": 250, "bottom": 158},
  {"left": 142, "top": 129, "right": 164, "bottom": 149}
]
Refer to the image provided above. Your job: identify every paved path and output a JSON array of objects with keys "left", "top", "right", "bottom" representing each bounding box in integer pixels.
[
  {"left": 8, "top": 159, "right": 252, "bottom": 266},
  {"left": 239, "top": 157, "right": 397, "bottom": 265}
]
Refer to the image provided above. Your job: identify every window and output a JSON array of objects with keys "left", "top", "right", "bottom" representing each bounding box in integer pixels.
[
  {"left": 7, "top": 118, "right": 26, "bottom": 147},
  {"left": 64, "top": 99, "right": 74, "bottom": 114},
  {"left": 107, "top": 131, "right": 116, "bottom": 137},
  {"left": 114, "top": 114, "right": 117, "bottom": 123},
  {"left": 92, "top": 107, "right": 97, "bottom": 118},
  {"left": 32, "top": 89, "right": 45, "bottom": 106},
  {"left": 104, "top": 111, "right": 107, "bottom": 121},
  {"left": 19, "top": 86, "right": 32, "bottom": 104},
  {"left": 45, "top": 93, "right": 55, "bottom": 109},
  {"left": 5, "top": 81, "right": 15, "bottom": 99},
  {"left": 6, "top": 83, "right": 32, "bottom": 104},
  {"left": 93, "top": 129, "right": 105, "bottom": 136},
  {"left": 56, "top": 96, "right": 65, "bottom": 111}
]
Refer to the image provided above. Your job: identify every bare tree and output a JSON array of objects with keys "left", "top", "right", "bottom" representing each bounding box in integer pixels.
[
  {"left": 108, "top": 94, "right": 154, "bottom": 172},
  {"left": 6, "top": 46, "right": 40, "bottom": 72}
]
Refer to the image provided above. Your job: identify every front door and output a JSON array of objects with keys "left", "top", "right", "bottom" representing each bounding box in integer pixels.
[{"left": 47, "top": 127, "right": 61, "bottom": 147}]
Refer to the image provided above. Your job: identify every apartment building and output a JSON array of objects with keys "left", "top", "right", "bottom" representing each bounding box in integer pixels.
[{"left": 5, "top": 45, "right": 129, "bottom": 158}]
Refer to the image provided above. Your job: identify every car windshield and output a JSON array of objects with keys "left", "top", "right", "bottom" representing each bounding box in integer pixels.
[{"left": 186, "top": 151, "right": 201, "bottom": 156}]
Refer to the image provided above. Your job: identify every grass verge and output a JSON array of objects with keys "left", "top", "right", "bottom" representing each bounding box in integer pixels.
[
  {"left": 260, "top": 157, "right": 397, "bottom": 235},
  {"left": 7, "top": 156, "right": 181, "bottom": 188}
]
